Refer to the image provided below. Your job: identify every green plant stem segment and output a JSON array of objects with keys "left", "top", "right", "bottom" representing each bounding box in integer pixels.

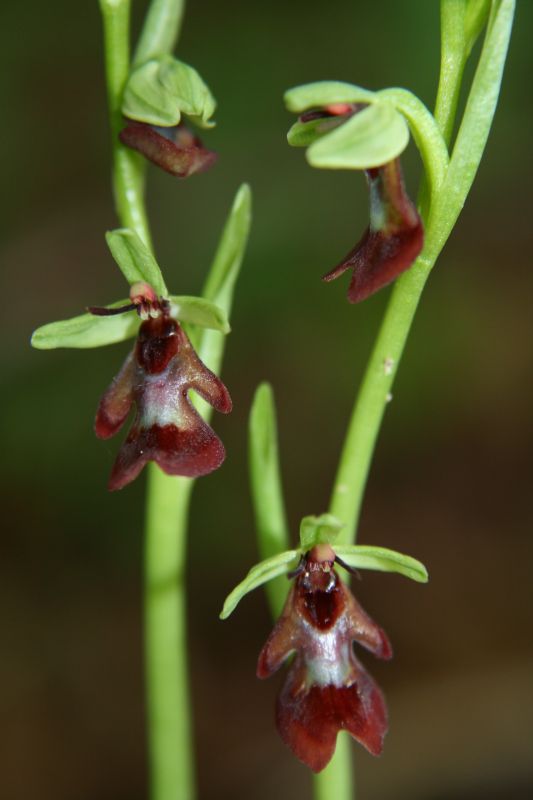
[
  {"left": 329, "top": 0, "right": 514, "bottom": 549},
  {"left": 317, "top": 1, "right": 514, "bottom": 797},
  {"left": 100, "top": 0, "right": 152, "bottom": 249},
  {"left": 145, "top": 474, "right": 196, "bottom": 800}
]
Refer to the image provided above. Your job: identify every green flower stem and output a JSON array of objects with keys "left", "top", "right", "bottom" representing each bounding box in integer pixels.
[
  {"left": 133, "top": 0, "right": 186, "bottom": 67},
  {"left": 313, "top": 734, "right": 353, "bottom": 800},
  {"left": 329, "top": 0, "right": 514, "bottom": 548},
  {"left": 317, "top": 2, "right": 513, "bottom": 796},
  {"left": 145, "top": 473, "right": 195, "bottom": 800},
  {"left": 100, "top": 0, "right": 152, "bottom": 249},
  {"left": 100, "top": 3, "right": 197, "bottom": 798}
]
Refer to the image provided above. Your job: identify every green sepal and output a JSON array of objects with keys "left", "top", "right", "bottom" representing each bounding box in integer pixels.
[
  {"left": 122, "top": 56, "right": 216, "bottom": 129},
  {"left": 334, "top": 545, "right": 429, "bottom": 583},
  {"left": 168, "top": 295, "right": 230, "bottom": 333},
  {"left": 299, "top": 513, "right": 344, "bottom": 550},
  {"left": 307, "top": 102, "right": 410, "bottom": 170},
  {"left": 284, "top": 81, "right": 377, "bottom": 113},
  {"left": 31, "top": 301, "right": 140, "bottom": 350},
  {"left": 219, "top": 550, "right": 299, "bottom": 619},
  {"left": 106, "top": 228, "right": 168, "bottom": 296}
]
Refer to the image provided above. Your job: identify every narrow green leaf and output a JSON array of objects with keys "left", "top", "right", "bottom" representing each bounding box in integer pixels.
[
  {"left": 194, "top": 183, "right": 252, "bottom": 377},
  {"left": 249, "top": 383, "right": 291, "bottom": 617},
  {"left": 284, "top": 81, "right": 377, "bottom": 113},
  {"left": 106, "top": 228, "right": 168, "bottom": 296},
  {"left": 31, "top": 302, "right": 139, "bottom": 349},
  {"left": 122, "top": 56, "right": 216, "bottom": 129},
  {"left": 300, "top": 514, "right": 344, "bottom": 550},
  {"left": 219, "top": 550, "right": 299, "bottom": 619},
  {"left": 307, "top": 102, "right": 410, "bottom": 170},
  {"left": 169, "top": 295, "right": 230, "bottom": 333},
  {"left": 430, "top": 0, "right": 515, "bottom": 257},
  {"left": 333, "top": 545, "right": 429, "bottom": 583}
]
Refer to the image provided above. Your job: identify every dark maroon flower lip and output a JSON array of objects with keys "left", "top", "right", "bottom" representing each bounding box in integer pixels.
[
  {"left": 257, "top": 548, "right": 392, "bottom": 771},
  {"left": 322, "top": 158, "right": 423, "bottom": 303},
  {"left": 119, "top": 119, "right": 217, "bottom": 178},
  {"left": 94, "top": 292, "right": 231, "bottom": 490}
]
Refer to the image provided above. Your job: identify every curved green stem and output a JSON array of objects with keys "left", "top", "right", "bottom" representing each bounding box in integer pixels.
[
  {"left": 317, "top": 2, "right": 514, "bottom": 796},
  {"left": 100, "top": 0, "right": 152, "bottom": 248}
]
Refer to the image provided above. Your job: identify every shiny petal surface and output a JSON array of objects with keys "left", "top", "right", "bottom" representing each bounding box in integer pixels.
[{"left": 94, "top": 350, "right": 135, "bottom": 439}]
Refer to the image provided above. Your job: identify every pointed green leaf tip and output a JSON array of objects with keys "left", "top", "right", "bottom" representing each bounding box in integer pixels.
[
  {"left": 122, "top": 55, "right": 216, "bottom": 128},
  {"left": 106, "top": 228, "right": 168, "bottom": 296},
  {"left": 299, "top": 513, "right": 344, "bottom": 550}
]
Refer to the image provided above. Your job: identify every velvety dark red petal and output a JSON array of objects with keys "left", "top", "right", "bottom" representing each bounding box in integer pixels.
[
  {"left": 108, "top": 421, "right": 226, "bottom": 491},
  {"left": 276, "top": 659, "right": 388, "bottom": 772},
  {"left": 94, "top": 351, "right": 135, "bottom": 439},
  {"left": 119, "top": 121, "right": 217, "bottom": 178},
  {"left": 323, "top": 221, "right": 424, "bottom": 303}
]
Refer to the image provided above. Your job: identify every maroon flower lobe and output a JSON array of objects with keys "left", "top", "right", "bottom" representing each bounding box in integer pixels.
[
  {"left": 119, "top": 120, "right": 217, "bottom": 178},
  {"left": 94, "top": 297, "right": 231, "bottom": 490},
  {"left": 323, "top": 158, "right": 424, "bottom": 303},
  {"left": 257, "top": 547, "right": 392, "bottom": 772}
]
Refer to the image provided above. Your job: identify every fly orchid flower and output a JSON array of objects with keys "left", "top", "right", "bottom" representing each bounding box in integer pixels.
[
  {"left": 285, "top": 82, "right": 424, "bottom": 302},
  {"left": 31, "top": 223, "right": 241, "bottom": 491},
  {"left": 91, "top": 282, "right": 231, "bottom": 490},
  {"left": 120, "top": 56, "right": 218, "bottom": 178},
  {"left": 220, "top": 513, "right": 428, "bottom": 771}
]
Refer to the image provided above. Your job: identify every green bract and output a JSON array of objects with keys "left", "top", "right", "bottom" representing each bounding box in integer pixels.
[
  {"left": 122, "top": 56, "right": 216, "bottom": 129},
  {"left": 106, "top": 228, "right": 168, "bottom": 295},
  {"left": 220, "top": 511, "right": 429, "bottom": 619}
]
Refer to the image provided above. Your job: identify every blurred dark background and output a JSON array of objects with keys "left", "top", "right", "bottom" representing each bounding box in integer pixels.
[{"left": 1, "top": 1, "right": 532, "bottom": 798}]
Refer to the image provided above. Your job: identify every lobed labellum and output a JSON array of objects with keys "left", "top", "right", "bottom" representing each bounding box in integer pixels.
[
  {"left": 94, "top": 312, "right": 231, "bottom": 491},
  {"left": 323, "top": 158, "right": 423, "bottom": 302},
  {"left": 119, "top": 120, "right": 217, "bottom": 178},
  {"left": 257, "top": 547, "right": 392, "bottom": 771}
]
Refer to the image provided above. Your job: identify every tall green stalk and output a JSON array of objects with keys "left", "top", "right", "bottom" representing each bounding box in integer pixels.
[
  {"left": 315, "top": 1, "right": 514, "bottom": 796},
  {"left": 99, "top": 4, "right": 252, "bottom": 800}
]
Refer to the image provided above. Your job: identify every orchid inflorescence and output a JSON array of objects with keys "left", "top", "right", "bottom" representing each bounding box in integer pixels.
[{"left": 31, "top": 19, "right": 438, "bottom": 782}]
